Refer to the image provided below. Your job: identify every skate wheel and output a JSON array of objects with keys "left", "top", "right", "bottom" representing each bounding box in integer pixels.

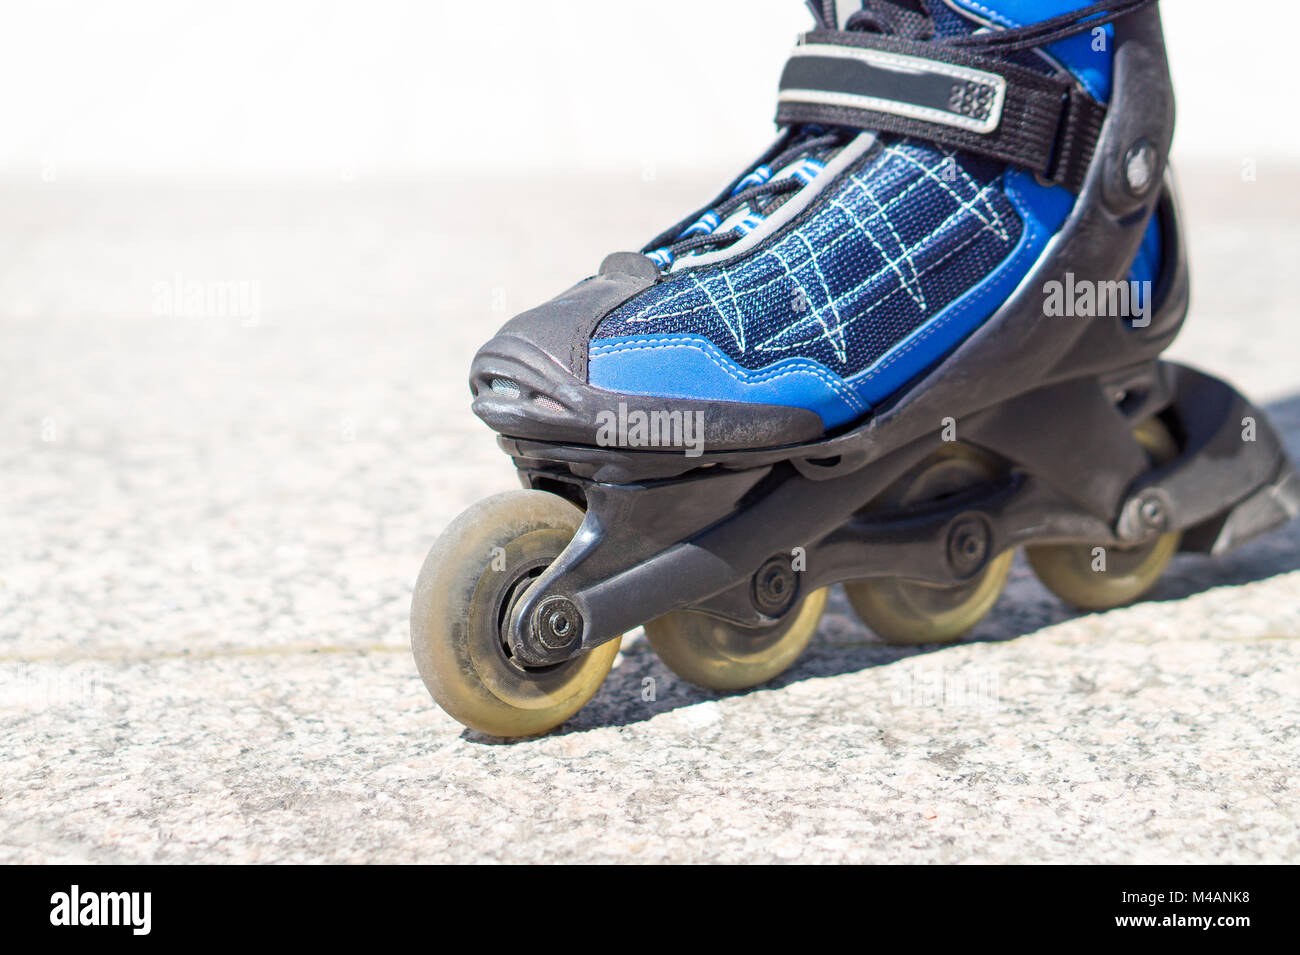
[
  {"left": 845, "top": 444, "right": 1011, "bottom": 645},
  {"left": 644, "top": 588, "right": 828, "bottom": 691},
  {"left": 410, "top": 490, "right": 621, "bottom": 738},
  {"left": 845, "top": 552, "right": 1014, "bottom": 645},
  {"left": 1026, "top": 417, "right": 1181, "bottom": 611}
]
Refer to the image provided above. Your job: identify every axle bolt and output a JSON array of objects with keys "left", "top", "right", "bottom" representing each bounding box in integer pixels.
[
  {"left": 752, "top": 556, "right": 799, "bottom": 616},
  {"left": 532, "top": 596, "right": 583, "bottom": 651},
  {"left": 947, "top": 517, "right": 992, "bottom": 578},
  {"left": 1118, "top": 489, "right": 1172, "bottom": 542},
  {"left": 1139, "top": 496, "right": 1165, "bottom": 528}
]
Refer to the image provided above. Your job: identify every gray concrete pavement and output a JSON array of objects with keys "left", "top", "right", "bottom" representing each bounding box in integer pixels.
[{"left": 2, "top": 163, "right": 1298, "bottom": 863}]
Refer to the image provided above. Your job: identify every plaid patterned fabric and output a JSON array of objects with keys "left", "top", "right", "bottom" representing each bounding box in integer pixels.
[{"left": 596, "top": 139, "right": 1024, "bottom": 378}]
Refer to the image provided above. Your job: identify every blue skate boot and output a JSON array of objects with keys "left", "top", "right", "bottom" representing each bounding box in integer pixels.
[
  {"left": 471, "top": 0, "right": 1167, "bottom": 447},
  {"left": 414, "top": 1, "right": 1299, "bottom": 737}
]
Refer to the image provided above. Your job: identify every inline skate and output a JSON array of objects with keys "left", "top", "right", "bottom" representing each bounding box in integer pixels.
[{"left": 412, "top": 0, "right": 1299, "bottom": 737}]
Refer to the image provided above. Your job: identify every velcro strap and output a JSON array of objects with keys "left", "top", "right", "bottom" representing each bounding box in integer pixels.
[{"left": 776, "top": 30, "right": 1106, "bottom": 190}]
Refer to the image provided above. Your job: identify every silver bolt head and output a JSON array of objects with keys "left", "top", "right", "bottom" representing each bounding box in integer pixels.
[
  {"left": 1125, "top": 142, "right": 1158, "bottom": 196},
  {"left": 1140, "top": 497, "right": 1164, "bottom": 525}
]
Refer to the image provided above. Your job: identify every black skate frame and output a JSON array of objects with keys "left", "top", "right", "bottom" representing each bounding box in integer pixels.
[{"left": 493, "top": 8, "right": 1300, "bottom": 667}]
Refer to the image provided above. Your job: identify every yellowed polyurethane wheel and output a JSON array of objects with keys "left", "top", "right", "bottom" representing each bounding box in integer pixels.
[
  {"left": 644, "top": 588, "right": 828, "bottom": 691},
  {"left": 1026, "top": 417, "right": 1182, "bottom": 611},
  {"left": 844, "top": 444, "right": 1012, "bottom": 645},
  {"left": 410, "top": 490, "right": 621, "bottom": 738},
  {"left": 845, "top": 552, "right": 1014, "bottom": 645}
]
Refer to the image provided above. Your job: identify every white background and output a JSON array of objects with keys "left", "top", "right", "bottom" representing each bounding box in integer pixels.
[{"left": 2, "top": 0, "right": 1296, "bottom": 180}]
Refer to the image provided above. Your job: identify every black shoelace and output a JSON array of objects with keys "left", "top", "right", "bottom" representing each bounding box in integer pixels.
[{"left": 654, "top": 130, "right": 846, "bottom": 263}]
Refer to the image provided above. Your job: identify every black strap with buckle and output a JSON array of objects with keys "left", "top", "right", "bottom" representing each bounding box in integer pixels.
[{"left": 776, "top": 30, "right": 1106, "bottom": 190}]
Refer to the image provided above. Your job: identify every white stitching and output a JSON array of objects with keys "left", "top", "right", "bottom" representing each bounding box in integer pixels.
[
  {"left": 888, "top": 146, "right": 1010, "bottom": 240},
  {"left": 760, "top": 173, "right": 1009, "bottom": 351},
  {"left": 833, "top": 182, "right": 926, "bottom": 309},
  {"left": 616, "top": 145, "right": 1017, "bottom": 376},
  {"left": 689, "top": 272, "right": 744, "bottom": 352},
  {"left": 791, "top": 232, "right": 847, "bottom": 362},
  {"left": 781, "top": 43, "right": 1007, "bottom": 135},
  {"left": 623, "top": 150, "right": 958, "bottom": 327},
  {"left": 862, "top": 172, "right": 1039, "bottom": 380},
  {"left": 760, "top": 212, "right": 992, "bottom": 353},
  {"left": 590, "top": 336, "right": 867, "bottom": 414}
]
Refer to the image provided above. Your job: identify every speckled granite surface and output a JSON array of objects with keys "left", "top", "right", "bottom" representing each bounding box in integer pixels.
[{"left": 1, "top": 164, "right": 1298, "bottom": 864}]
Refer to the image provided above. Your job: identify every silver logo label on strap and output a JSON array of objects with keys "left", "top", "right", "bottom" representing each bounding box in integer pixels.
[{"left": 779, "top": 43, "right": 1008, "bottom": 135}]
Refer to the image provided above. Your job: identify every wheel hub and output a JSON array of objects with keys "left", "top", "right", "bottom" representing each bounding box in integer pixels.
[
  {"left": 532, "top": 595, "right": 583, "bottom": 651},
  {"left": 752, "top": 556, "right": 799, "bottom": 616},
  {"left": 946, "top": 516, "right": 992, "bottom": 578}
]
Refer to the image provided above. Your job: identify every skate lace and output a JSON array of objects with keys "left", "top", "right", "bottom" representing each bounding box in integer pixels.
[
  {"left": 831, "top": 0, "right": 1159, "bottom": 47},
  {"left": 646, "top": 0, "right": 1159, "bottom": 270},
  {"left": 646, "top": 129, "right": 848, "bottom": 268}
]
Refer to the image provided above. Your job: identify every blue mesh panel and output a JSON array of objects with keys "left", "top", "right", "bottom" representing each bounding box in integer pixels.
[{"left": 595, "top": 140, "right": 1025, "bottom": 379}]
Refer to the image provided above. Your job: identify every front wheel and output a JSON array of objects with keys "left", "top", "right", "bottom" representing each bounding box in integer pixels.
[{"left": 410, "top": 491, "right": 621, "bottom": 738}]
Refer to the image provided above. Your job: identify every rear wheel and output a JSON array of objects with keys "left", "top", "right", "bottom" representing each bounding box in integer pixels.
[{"left": 1026, "top": 417, "right": 1182, "bottom": 610}]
